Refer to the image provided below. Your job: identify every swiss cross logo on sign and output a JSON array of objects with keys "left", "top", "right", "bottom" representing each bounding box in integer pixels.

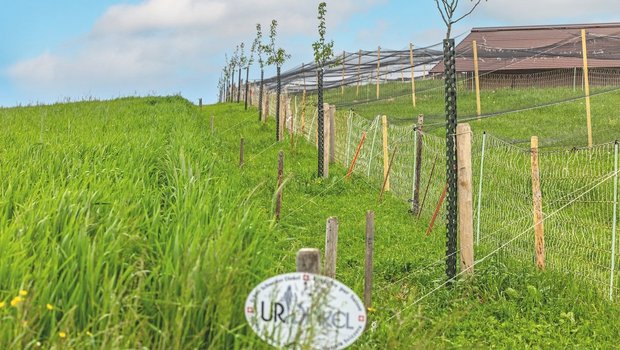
[{"left": 245, "top": 272, "right": 367, "bottom": 350}]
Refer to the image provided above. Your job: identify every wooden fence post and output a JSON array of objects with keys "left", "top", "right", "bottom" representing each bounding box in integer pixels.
[
  {"left": 324, "top": 217, "right": 339, "bottom": 278},
  {"left": 410, "top": 43, "right": 416, "bottom": 108},
  {"left": 357, "top": 49, "right": 362, "bottom": 97},
  {"left": 297, "top": 248, "right": 321, "bottom": 274},
  {"left": 473, "top": 40, "right": 482, "bottom": 120},
  {"left": 275, "top": 150, "right": 284, "bottom": 221},
  {"left": 341, "top": 50, "right": 346, "bottom": 95},
  {"left": 329, "top": 105, "right": 336, "bottom": 164},
  {"left": 382, "top": 115, "right": 390, "bottom": 191},
  {"left": 581, "top": 29, "right": 593, "bottom": 148},
  {"left": 301, "top": 90, "right": 306, "bottom": 133},
  {"left": 263, "top": 94, "right": 269, "bottom": 122},
  {"left": 239, "top": 137, "right": 244, "bottom": 168},
  {"left": 323, "top": 103, "right": 331, "bottom": 178},
  {"left": 376, "top": 46, "right": 381, "bottom": 99},
  {"left": 413, "top": 114, "right": 424, "bottom": 213},
  {"left": 457, "top": 124, "right": 474, "bottom": 275},
  {"left": 364, "top": 211, "right": 375, "bottom": 308},
  {"left": 199, "top": 98, "right": 203, "bottom": 109},
  {"left": 531, "top": 136, "right": 545, "bottom": 269}
]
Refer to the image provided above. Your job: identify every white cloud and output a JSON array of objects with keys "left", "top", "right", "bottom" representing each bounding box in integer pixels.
[
  {"left": 7, "top": 0, "right": 382, "bottom": 103},
  {"left": 476, "top": 0, "right": 620, "bottom": 23}
]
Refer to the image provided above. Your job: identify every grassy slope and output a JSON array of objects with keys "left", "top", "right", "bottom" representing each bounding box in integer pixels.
[{"left": 0, "top": 97, "right": 618, "bottom": 349}]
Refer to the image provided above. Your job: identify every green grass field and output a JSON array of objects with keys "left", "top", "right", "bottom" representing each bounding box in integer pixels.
[
  {"left": 302, "top": 79, "right": 620, "bottom": 148},
  {"left": 0, "top": 96, "right": 619, "bottom": 348}
]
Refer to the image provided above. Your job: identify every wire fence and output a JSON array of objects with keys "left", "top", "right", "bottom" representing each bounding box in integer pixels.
[
  {"left": 240, "top": 27, "right": 620, "bottom": 300},
  {"left": 247, "top": 88, "right": 619, "bottom": 300}
]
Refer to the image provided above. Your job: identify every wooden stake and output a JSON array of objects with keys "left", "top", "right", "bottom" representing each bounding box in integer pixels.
[
  {"left": 427, "top": 183, "right": 448, "bottom": 236},
  {"left": 473, "top": 40, "right": 482, "bottom": 120},
  {"left": 413, "top": 115, "right": 424, "bottom": 213},
  {"left": 323, "top": 103, "right": 330, "bottom": 178},
  {"left": 457, "top": 124, "right": 474, "bottom": 275},
  {"left": 531, "top": 136, "right": 545, "bottom": 269},
  {"left": 581, "top": 29, "right": 593, "bottom": 148},
  {"left": 199, "top": 98, "right": 203, "bottom": 109},
  {"left": 341, "top": 50, "right": 346, "bottom": 95},
  {"left": 346, "top": 132, "right": 367, "bottom": 178},
  {"left": 379, "top": 145, "right": 398, "bottom": 202},
  {"left": 410, "top": 43, "right": 416, "bottom": 107},
  {"left": 275, "top": 150, "right": 284, "bottom": 221},
  {"left": 289, "top": 98, "right": 294, "bottom": 148},
  {"left": 329, "top": 105, "right": 336, "bottom": 164},
  {"left": 301, "top": 90, "right": 306, "bottom": 133},
  {"left": 239, "top": 137, "right": 244, "bottom": 168},
  {"left": 324, "top": 217, "right": 339, "bottom": 278},
  {"left": 357, "top": 49, "right": 362, "bottom": 97},
  {"left": 296, "top": 248, "right": 321, "bottom": 274},
  {"left": 417, "top": 155, "right": 438, "bottom": 220},
  {"left": 302, "top": 64, "right": 307, "bottom": 133},
  {"left": 364, "top": 211, "right": 375, "bottom": 308},
  {"left": 381, "top": 115, "right": 390, "bottom": 191},
  {"left": 376, "top": 46, "right": 381, "bottom": 99}
]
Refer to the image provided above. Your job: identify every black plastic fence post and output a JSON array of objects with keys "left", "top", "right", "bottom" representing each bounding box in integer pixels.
[
  {"left": 245, "top": 66, "right": 250, "bottom": 110},
  {"left": 276, "top": 66, "right": 281, "bottom": 141},
  {"left": 317, "top": 68, "right": 324, "bottom": 177},
  {"left": 259, "top": 69, "right": 264, "bottom": 121},
  {"left": 444, "top": 38, "right": 458, "bottom": 282}
]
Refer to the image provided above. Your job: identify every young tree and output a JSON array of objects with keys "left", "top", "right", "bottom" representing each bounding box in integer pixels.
[
  {"left": 245, "top": 37, "right": 256, "bottom": 110},
  {"left": 434, "top": 0, "right": 484, "bottom": 39},
  {"left": 312, "top": 2, "right": 335, "bottom": 178},
  {"left": 252, "top": 23, "right": 265, "bottom": 120},
  {"left": 434, "top": 0, "right": 484, "bottom": 282},
  {"left": 230, "top": 46, "right": 239, "bottom": 103},
  {"left": 237, "top": 42, "right": 246, "bottom": 103},
  {"left": 223, "top": 54, "right": 231, "bottom": 103},
  {"left": 264, "top": 19, "right": 290, "bottom": 142}
]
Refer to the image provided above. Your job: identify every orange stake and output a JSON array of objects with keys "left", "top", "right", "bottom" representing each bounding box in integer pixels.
[
  {"left": 426, "top": 183, "right": 448, "bottom": 236},
  {"left": 346, "top": 132, "right": 367, "bottom": 178}
]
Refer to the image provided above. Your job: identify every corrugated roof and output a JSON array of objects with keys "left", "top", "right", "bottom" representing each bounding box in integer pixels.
[{"left": 431, "top": 22, "right": 620, "bottom": 73}]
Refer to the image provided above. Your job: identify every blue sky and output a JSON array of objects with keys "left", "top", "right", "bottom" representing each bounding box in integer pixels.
[{"left": 1, "top": 0, "right": 619, "bottom": 107}]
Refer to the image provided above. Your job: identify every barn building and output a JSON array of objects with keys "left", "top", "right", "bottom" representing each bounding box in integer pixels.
[{"left": 431, "top": 23, "right": 620, "bottom": 89}]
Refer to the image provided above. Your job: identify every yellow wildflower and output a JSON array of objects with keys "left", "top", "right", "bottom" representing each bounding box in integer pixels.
[
  {"left": 10, "top": 296, "right": 23, "bottom": 307},
  {"left": 0, "top": 301, "right": 5, "bottom": 308},
  {"left": 19, "top": 290, "right": 28, "bottom": 296},
  {"left": 86, "top": 331, "right": 93, "bottom": 337},
  {"left": 46, "top": 304, "right": 54, "bottom": 311},
  {"left": 367, "top": 307, "right": 377, "bottom": 313},
  {"left": 58, "top": 331, "right": 67, "bottom": 339}
]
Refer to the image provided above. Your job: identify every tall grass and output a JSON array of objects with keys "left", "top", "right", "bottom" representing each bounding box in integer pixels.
[{"left": 0, "top": 96, "right": 618, "bottom": 348}]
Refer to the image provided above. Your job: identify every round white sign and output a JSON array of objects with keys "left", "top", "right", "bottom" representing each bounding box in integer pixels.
[{"left": 245, "top": 272, "right": 366, "bottom": 349}]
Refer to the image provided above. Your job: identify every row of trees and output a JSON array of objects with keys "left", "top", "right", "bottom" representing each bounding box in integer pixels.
[{"left": 218, "top": 3, "right": 334, "bottom": 152}]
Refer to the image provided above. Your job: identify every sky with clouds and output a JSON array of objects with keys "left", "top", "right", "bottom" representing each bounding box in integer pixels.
[{"left": 2, "top": 0, "right": 620, "bottom": 106}]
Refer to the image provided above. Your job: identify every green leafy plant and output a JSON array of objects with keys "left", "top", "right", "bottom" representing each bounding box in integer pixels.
[
  {"left": 312, "top": 2, "right": 335, "bottom": 68},
  {"left": 264, "top": 20, "right": 290, "bottom": 68},
  {"left": 252, "top": 24, "right": 264, "bottom": 69}
]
